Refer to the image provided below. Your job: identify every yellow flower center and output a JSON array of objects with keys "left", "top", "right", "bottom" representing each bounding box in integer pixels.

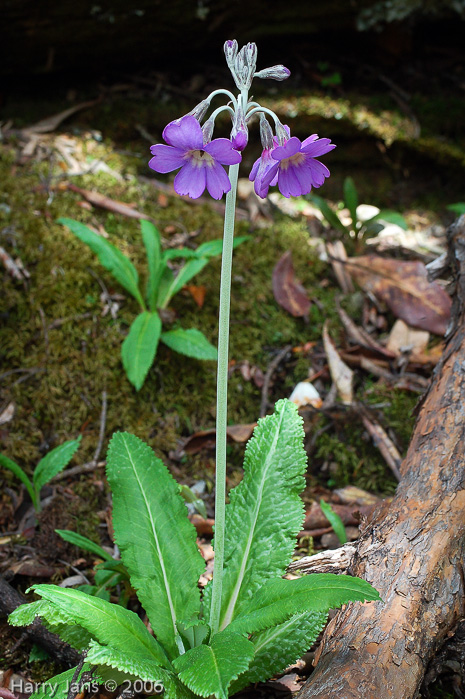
[
  {"left": 280, "top": 151, "right": 306, "bottom": 171},
  {"left": 187, "top": 150, "right": 215, "bottom": 168}
]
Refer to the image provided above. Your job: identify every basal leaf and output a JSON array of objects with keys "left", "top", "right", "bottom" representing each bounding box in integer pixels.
[
  {"left": 161, "top": 328, "right": 217, "bottom": 361},
  {"left": 308, "top": 194, "right": 349, "bottom": 234},
  {"left": 204, "top": 400, "right": 307, "bottom": 630},
  {"left": 58, "top": 218, "right": 145, "bottom": 308},
  {"left": 165, "top": 258, "right": 209, "bottom": 303},
  {"left": 89, "top": 644, "right": 194, "bottom": 699},
  {"left": 173, "top": 628, "right": 254, "bottom": 699},
  {"left": 33, "top": 437, "right": 81, "bottom": 494},
  {"left": 121, "top": 311, "right": 162, "bottom": 390},
  {"left": 141, "top": 220, "right": 162, "bottom": 311},
  {"left": 55, "top": 529, "right": 114, "bottom": 561},
  {"left": 27, "top": 665, "right": 93, "bottom": 699},
  {"left": 162, "top": 248, "right": 199, "bottom": 261},
  {"left": 157, "top": 267, "right": 176, "bottom": 309},
  {"left": 194, "top": 236, "right": 249, "bottom": 258},
  {"left": 106, "top": 433, "right": 205, "bottom": 660},
  {"left": 29, "top": 584, "right": 170, "bottom": 667},
  {"left": 9, "top": 598, "right": 93, "bottom": 650},
  {"left": 230, "top": 574, "right": 381, "bottom": 635},
  {"left": 343, "top": 177, "right": 359, "bottom": 230},
  {"left": 365, "top": 210, "right": 408, "bottom": 230},
  {"left": 86, "top": 640, "right": 172, "bottom": 685},
  {"left": 319, "top": 500, "right": 347, "bottom": 545},
  {"left": 230, "top": 610, "right": 328, "bottom": 693},
  {"left": 0, "top": 453, "right": 36, "bottom": 507}
]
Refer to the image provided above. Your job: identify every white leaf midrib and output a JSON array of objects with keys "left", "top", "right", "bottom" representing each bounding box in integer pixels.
[{"left": 219, "top": 407, "right": 286, "bottom": 630}]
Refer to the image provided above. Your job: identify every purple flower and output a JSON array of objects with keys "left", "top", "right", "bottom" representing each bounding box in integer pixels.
[
  {"left": 149, "top": 116, "right": 242, "bottom": 200},
  {"left": 249, "top": 147, "right": 278, "bottom": 198},
  {"left": 251, "top": 133, "right": 336, "bottom": 199}
]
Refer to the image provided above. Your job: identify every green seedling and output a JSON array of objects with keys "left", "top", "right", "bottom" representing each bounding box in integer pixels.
[
  {"left": 319, "top": 499, "right": 348, "bottom": 545},
  {"left": 0, "top": 437, "right": 81, "bottom": 512},
  {"left": 308, "top": 176, "right": 408, "bottom": 252},
  {"left": 58, "top": 218, "right": 247, "bottom": 390}
]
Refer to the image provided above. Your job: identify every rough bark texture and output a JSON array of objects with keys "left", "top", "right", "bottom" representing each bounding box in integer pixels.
[{"left": 299, "top": 216, "right": 465, "bottom": 699}]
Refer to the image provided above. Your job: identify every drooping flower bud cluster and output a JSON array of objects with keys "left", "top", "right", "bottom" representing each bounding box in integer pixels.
[{"left": 148, "top": 40, "right": 336, "bottom": 200}]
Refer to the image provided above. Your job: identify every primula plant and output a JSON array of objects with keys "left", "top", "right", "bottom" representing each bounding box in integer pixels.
[
  {"left": 0, "top": 437, "right": 81, "bottom": 513},
  {"left": 10, "top": 41, "right": 379, "bottom": 699},
  {"left": 59, "top": 218, "right": 246, "bottom": 390}
]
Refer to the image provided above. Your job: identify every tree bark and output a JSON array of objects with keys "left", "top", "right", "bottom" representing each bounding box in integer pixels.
[{"left": 298, "top": 216, "right": 465, "bottom": 699}]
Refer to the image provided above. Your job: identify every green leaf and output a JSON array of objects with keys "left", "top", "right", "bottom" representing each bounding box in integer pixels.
[
  {"left": 0, "top": 453, "right": 36, "bottom": 508},
  {"left": 121, "top": 311, "right": 162, "bottom": 390},
  {"left": 447, "top": 202, "right": 465, "bottom": 216},
  {"left": 141, "top": 220, "right": 162, "bottom": 311},
  {"left": 319, "top": 500, "right": 347, "bottom": 544},
  {"left": 58, "top": 218, "right": 145, "bottom": 308},
  {"left": 9, "top": 599, "right": 92, "bottom": 650},
  {"left": 204, "top": 400, "right": 307, "bottom": 630},
  {"left": 161, "top": 258, "right": 209, "bottom": 307},
  {"left": 343, "top": 177, "right": 359, "bottom": 230},
  {"left": 86, "top": 640, "right": 173, "bottom": 685},
  {"left": 230, "top": 610, "right": 328, "bottom": 693},
  {"left": 195, "top": 236, "right": 249, "bottom": 258},
  {"left": 27, "top": 665, "right": 93, "bottom": 699},
  {"left": 161, "top": 328, "right": 217, "bottom": 361},
  {"left": 106, "top": 433, "right": 205, "bottom": 660},
  {"left": 173, "top": 628, "right": 254, "bottom": 699},
  {"left": 33, "top": 437, "right": 81, "bottom": 494},
  {"left": 29, "top": 584, "right": 170, "bottom": 667},
  {"left": 179, "top": 484, "right": 207, "bottom": 519},
  {"left": 307, "top": 194, "right": 349, "bottom": 234},
  {"left": 230, "top": 574, "right": 381, "bottom": 635},
  {"left": 29, "top": 643, "right": 50, "bottom": 662},
  {"left": 162, "top": 248, "right": 199, "bottom": 261},
  {"left": 55, "top": 529, "right": 114, "bottom": 561},
  {"left": 365, "top": 210, "right": 408, "bottom": 230},
  {"left": 157, "top": 267, "right": 176, "bottom": 309}
]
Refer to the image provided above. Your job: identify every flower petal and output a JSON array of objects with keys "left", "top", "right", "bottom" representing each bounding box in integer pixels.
[
  {"left": 302, "top": 138, "right": 336, "bottom": 157},
  {"left": 293, "top": 165, "right": 315, "bottom": 196},
  {"left": 174, "top": 163, "right": 206, "bottom": 199},
  {"left": 271, "top": 137, "right": 302, "bottom": 161},
  {"left": 204, "top": 138, "right": 242, "bottom": 165},
  {"left": 148, "top": 144, "right": 185, "bottom": 173},
  {"left": 301, "top": 134, "right": 319, "bottom": 148},
  {"left": 306, "top": 159, "right": 331, "bottom": 187},
  {"left": 249, "top": 156, "right": 261, "bottom": 182},
  {"left": 286, "top": 166, "right": 306, "bottom": 197},
  {"left": 163, "top": 116, "right": 203, "bottom": 151},
  {"left": 277, "top": 167, "right": 291, "bottom": 198},
  {"left": 205, "top": 164, "right": 231, "bottom": 200},
  {"left": 256, "top": 161, "right": 279, "bottom": 198}
]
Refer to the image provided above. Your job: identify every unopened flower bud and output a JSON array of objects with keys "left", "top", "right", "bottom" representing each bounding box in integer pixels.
[
  {"left": 187, "top": 98, "right": 211, "bottom": 122},
  {"left": 202, "top": 116, "right": 215, "bottom": 145},
  {"left": 224, "top": 40, "right": 238, "bottom": 70},
  {"left": 275, "top": 121, "right": 290, "bottom": 145},
  {"left": 259, "top": 113, "right": 274, "bottom": 150},
  {"left": 254, "top": 65, "right": 291, "bottom": 81},
  {"left": 230, "top": 107, "right": 248, "bottom": 151}
]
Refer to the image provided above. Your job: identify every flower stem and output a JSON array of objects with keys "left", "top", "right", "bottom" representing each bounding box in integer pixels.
[{"left": 209, "top": 161, "right": 240, "bottom": 636}]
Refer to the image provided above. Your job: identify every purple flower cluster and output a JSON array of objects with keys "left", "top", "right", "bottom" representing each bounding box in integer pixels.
[
  {"left": 250, "top": 133, "right": 336, "bottom": 199},
  {"left": 149, "top": 116, "right": 335, "bottom": 201},
  {"left": 148, "top": 40, "right": 336, "bottom": 201},
  {"left": 149, "top": 117, "right": 241, "bottom": 200}
]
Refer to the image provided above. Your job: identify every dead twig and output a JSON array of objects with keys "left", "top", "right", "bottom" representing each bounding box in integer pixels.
[{"left": 260, "top": 345, "right": 292, "bottom": 417}]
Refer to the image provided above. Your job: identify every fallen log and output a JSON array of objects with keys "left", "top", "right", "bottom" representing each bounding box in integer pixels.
[{"left": 298, "top": 216, "right": 465, "bottom": 699}]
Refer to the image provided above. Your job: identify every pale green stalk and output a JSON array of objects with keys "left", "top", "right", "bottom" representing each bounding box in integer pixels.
[{"left": 209, "top": 161, "right": 240, "bottom": 635}]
